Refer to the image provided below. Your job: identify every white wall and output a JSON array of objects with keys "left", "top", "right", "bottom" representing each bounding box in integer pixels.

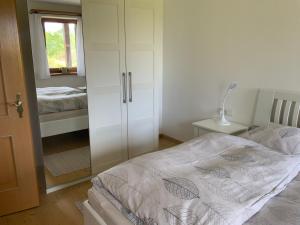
[
  {"left": 28, "top": 0, "right": 86, "bottom": 88},
  {"left": 29, "top": 0, "right": 81, "bottom": 13},
  {"left": 163, "top": 0, "right": 300, "bottom": 141}
]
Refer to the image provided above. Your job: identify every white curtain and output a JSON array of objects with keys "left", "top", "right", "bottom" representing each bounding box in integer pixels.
[
  {"left": 30, "top": 14, "right": 50, "bottom": 80},
  {"left": 76, "top": 18, "right": 86, "bottom": 77}
]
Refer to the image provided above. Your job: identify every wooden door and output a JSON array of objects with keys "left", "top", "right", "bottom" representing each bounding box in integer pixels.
[
  {"left": 82, "top": 0, "right": 128, "bottom": 174},
  {"left": 126, "top": 0, "right": 162, "bottom": 158},
  {"left": 0, "top": 0, "right": 39, "bottom": 216}
]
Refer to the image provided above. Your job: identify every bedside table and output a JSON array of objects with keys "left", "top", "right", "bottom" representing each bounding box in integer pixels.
[{"left": 192, "top": 119, "right": 248, "bottom": 137}]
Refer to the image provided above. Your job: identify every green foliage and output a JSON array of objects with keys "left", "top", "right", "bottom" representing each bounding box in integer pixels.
[
  {"left": 45, "top": 28, "right": 66, "bottom": 68},
  {"left": 45, "top": 24, "right": 78, "bottom": 69}
]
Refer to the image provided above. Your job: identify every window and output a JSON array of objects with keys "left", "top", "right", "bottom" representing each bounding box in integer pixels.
[{"left": 42, "top": 18, "right": 78, "bottom": 75}]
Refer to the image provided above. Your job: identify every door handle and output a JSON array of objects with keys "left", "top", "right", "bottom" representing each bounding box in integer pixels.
[
  {"left": 122, "top": 72, "right": 127, "bottom": 103},
  {"left": 7, "top": 93, "right": 23, "bottom": 118},
  {"left": 128, "top": 72, "right": 133, "bottom": 102}
]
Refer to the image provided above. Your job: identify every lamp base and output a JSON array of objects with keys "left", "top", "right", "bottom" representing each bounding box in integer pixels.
[{"left": 217, "top": 116, "right": 231, "bottom": 126}]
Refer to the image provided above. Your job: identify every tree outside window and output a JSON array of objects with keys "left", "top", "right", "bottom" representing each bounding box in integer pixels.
[{"left": 42, "top": 18, "right": 78, "bottom": 75}]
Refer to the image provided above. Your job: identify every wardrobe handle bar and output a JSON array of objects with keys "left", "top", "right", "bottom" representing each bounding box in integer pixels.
[
  {"left": 122, "top": 72, "right": 127, "bottom": 103},
  {"left": 129, "top": 72, "right": 133, "bottom": 102}
]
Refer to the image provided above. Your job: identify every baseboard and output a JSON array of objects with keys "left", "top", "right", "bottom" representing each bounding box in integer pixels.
[
  {"left": 46, "top": 176, "right": 92, "bottom": 194},
  {"left": 159, "top": 134, "right": 182, "bottom": 144}
]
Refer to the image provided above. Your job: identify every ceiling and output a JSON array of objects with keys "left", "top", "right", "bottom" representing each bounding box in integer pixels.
[{"left": 32, "top": 0, "right": 80, "bottom": 6}]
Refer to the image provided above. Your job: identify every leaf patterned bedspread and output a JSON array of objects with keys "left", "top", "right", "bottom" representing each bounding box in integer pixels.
[{"left": 93, "top": 133, "right": 300, "bottom": 225}]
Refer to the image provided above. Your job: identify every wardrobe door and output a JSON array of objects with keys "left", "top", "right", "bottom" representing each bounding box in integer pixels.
[
  {"left": 125, "top": 0, "right": 162, "bottom": 158},
  {"left": 82, "top": 0, "right": 128, "bottom": 174}
]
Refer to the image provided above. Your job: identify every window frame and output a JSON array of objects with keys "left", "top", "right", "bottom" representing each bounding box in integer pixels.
[{"left": 42, "top": 17, "right": 78, "bottom": 76}]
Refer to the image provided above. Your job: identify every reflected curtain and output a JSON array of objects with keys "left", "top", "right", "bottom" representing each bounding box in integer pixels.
[
  {"left": 30, "top": 14, "right": 50, "bottom": 80},
  {"left": 76, "top": 18, "right": 85, "bottom": 77}
]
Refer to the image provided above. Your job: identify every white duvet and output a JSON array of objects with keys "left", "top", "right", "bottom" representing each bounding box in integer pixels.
[
  {"left": 245, "top": 174, "right": 300, "bottom": 225},
  {"left": 36, "top": 87, "right": 88, "bottom": 114},
  {"left": 93, "top": 133, "right": 300, "bottom": 225}
]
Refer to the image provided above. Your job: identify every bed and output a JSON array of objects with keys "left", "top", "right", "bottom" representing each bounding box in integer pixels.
[
  {"left": 82, "top": 89, "right": 300, "bottom": 225},
  {"left": 37, "top": 87, "right": 89, "bottom": 137}
]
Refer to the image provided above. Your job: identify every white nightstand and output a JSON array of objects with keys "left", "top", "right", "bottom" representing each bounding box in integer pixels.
[{"left": 192, "top": 119, "right": 249, "bottom": 137}]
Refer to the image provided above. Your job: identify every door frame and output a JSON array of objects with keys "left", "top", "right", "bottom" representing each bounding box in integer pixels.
[{"left": 15, "top": 0, "right": 46, "bottom": 194}]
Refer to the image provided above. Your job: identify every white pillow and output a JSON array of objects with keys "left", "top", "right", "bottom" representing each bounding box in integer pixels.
[{"left": 240, "top": 125, "right": 300, "bottom": 155}]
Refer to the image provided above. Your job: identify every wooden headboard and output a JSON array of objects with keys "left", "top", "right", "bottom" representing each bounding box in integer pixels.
[{"left": 254, "top": 89, "right": 300, "bottom": 128}]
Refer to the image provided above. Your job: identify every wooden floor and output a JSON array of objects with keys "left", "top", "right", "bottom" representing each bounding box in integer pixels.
[
  {"left": 0, "top": 136, "right": 180, "bottom": 225},
  {"left": 158, "top": 134, "right": 182, "bottom": 150},
  {"left": 45, "top": 167, "right": 91, "bottom": 188},
  {"left": 42, "top": 130, "right": 91, "bottom": 188},
  {"left": 42, "top": 130, "right": 90, "bottom": 156},
  {"left": 0, "top": 181, "right": 91, "bottom": 225}
]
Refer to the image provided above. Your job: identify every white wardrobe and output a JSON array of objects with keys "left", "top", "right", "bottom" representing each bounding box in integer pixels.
[{"left": 82, "top": 0, "right": 162, "bottom": 174}]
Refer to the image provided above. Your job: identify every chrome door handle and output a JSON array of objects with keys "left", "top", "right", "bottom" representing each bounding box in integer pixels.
[
  {"left": 7, "top": 93, "right": 23, "bottom": 118},
  {"left": 122, "top": 72, "right": 127, "bottom": 103},
  {"left": 128, "top": 72, "right": 132, "bottom": 102}
]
